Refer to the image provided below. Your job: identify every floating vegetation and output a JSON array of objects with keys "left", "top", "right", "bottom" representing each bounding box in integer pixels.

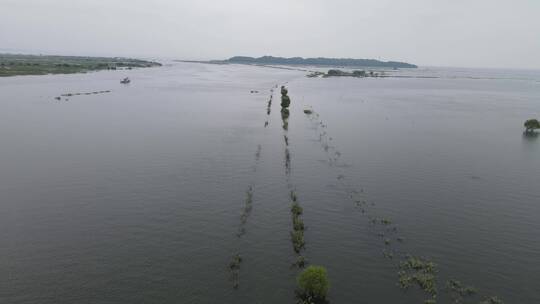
[
  {"left": 446, "top": 279, "right": 477, "bottom": 303},
  {"left": 285, "top": 148, "right": 291, "bottom": 174},
  {"left": 290, "top": 190, "right": 298, "bottom": 202},
  {"left": 284, "top": 135, "right": 289, "bottom": 146},
  {"left": 384, "top": 238, "right": 391, "bottom": 245},
  {"left": 60, "top": 90, "right": 111, "bottom": 97},
  {"left": 237, "top": 186, "right": 253, "bottom": 237},
  {"left": 383, "top": 250, "right": 394, "bottom": 259},
  {"left": 398, "top": 256, "right": 438, "bottom": 300},
  {"left": 255, "top": 144, "right": 262, "bottom": 161},
  {"left": 381, "top": 218, "right": 392, "bottom": 225},
  {"left": 292, "top": 255, "right": 308, "bottom": 269},
  {"left": 229, "top": 253, "right": 242, "bottom": 289},
  {"left": 479, "top": 296, "right": 504, "bottom": 304},
  {"left": 281, "top": 108, "right": 289, "bottom": 131}
]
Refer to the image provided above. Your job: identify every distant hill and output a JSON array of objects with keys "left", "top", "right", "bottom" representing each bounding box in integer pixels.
[{"left": 220, "top": 56, "right": 417, "bottom": 68}]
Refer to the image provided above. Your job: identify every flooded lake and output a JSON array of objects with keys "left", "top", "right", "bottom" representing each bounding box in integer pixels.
[{"left": 1, "top": 62, "right": 539, "bottom": 303}]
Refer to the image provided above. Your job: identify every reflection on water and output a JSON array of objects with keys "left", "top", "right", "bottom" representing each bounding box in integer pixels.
[{"left": 0, "top": 62, "right": 539, "bottom": 304}]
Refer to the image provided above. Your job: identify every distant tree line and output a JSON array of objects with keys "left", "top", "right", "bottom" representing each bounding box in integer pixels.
[{"left": 224, "top": 56, "right": 417, "bottom": 68}]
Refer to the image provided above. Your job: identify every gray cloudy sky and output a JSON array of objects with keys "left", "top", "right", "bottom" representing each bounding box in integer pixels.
[{"left": 2, "top": 0, "right": 539, "bottom": 68}]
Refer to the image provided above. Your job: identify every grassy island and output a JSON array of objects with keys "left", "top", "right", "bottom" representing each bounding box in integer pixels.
[{"left": 0, "top": 54, "right": 161, "bottom": 77}]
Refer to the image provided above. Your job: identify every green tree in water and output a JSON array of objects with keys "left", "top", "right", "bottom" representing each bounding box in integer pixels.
[
  {"left": 297, "top": 265, "right": 329, "bottom": 302},
  {"left": 524, "top": 119, "right": 540, "bottom": 133}
]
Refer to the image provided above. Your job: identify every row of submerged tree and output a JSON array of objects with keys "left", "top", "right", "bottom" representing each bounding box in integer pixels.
[
  {"left": 228, "top": 89, "right": 276, "bottom": 289},
  {"left": 279, "top": 86, "right": 331, "bottom": 304},
  {"left": 304, "top": 106, "right": 505, "bottom": 304}
]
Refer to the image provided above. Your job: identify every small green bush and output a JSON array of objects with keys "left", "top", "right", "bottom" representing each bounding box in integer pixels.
[{"left": 297, "top": 265, "right": 329, "bottom": 299}]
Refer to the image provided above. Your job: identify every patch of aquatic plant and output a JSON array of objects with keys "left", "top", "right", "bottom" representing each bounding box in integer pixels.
[
  {"left": 296, "top": 266, "right": 330, "bottom": 304},
  {"left": 255, "top": 145, "right": 262, "bottom": 161},
  {"left": 479, "top": 296, "right": 504, "bottom": 304},
  {"left": 285, "top": 148, "right": 291, "bottom": 174},
  {"left": 289, "top": 190, "right": 306, "bottom": 253},
  {"left": 237, "top": 186, "right": 253, "bottom": 237},
  {"left": 398, "top": 256, "right": 438, "bottom": 299},
  {"left": 290, "top": 190, "right": 298, "bottom": 202},
  {"left": 293, "top": 216, "right": 305, "bottom": 231},
  {"left": 445, "top": 279, "right": 477, "bottom": 303},
  {"left": 292, "top": 255, "right": 308, "bottom": 268},
  {"left": 291, "top": 230, "right": 305, "bottom": 253},
  {"left": 281, "top": 108, "right": 289, "bottom": 131},
  {"left": 380, "top": 218, "right": 392, "bottom": 225},
  {"left": 229, "top": 253, "right": 242, "bottom": 289},
  {"left": 284, "top": 135, "right": 289, "bottom": 146},
  {"left": 291, "top": 201, "right": 303, "bottom": 216}
]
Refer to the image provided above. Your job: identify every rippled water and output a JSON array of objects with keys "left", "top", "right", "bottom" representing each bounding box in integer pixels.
[{"left": 1, "top": 62, "right": 539, "bottom": 303}]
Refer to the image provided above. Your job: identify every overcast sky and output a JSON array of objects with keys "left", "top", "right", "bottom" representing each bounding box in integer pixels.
[{"left": 1, "top": 0, "right": 539, "bottom": 68}]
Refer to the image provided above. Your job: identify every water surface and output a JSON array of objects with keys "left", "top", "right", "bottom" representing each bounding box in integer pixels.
[{"left": 1, "top": 62, "right": 539, "bottom": 303}]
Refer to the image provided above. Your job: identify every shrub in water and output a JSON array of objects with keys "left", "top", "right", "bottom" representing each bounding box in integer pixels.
[
  {"left": 297, "top": 265, "right": 329, "bottom": 300},
  {"left": 524, "top": 119, "right": 540, "bottom": 132}
]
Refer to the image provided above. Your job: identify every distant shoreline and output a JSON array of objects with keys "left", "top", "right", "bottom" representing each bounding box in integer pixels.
[{"left": 0, "top": 53, "right": 161, "bottom": 77}]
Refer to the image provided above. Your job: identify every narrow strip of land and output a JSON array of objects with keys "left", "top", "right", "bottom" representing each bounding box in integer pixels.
[{"left": 0, "top": 54, "right": 161, "bottom": 77}]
